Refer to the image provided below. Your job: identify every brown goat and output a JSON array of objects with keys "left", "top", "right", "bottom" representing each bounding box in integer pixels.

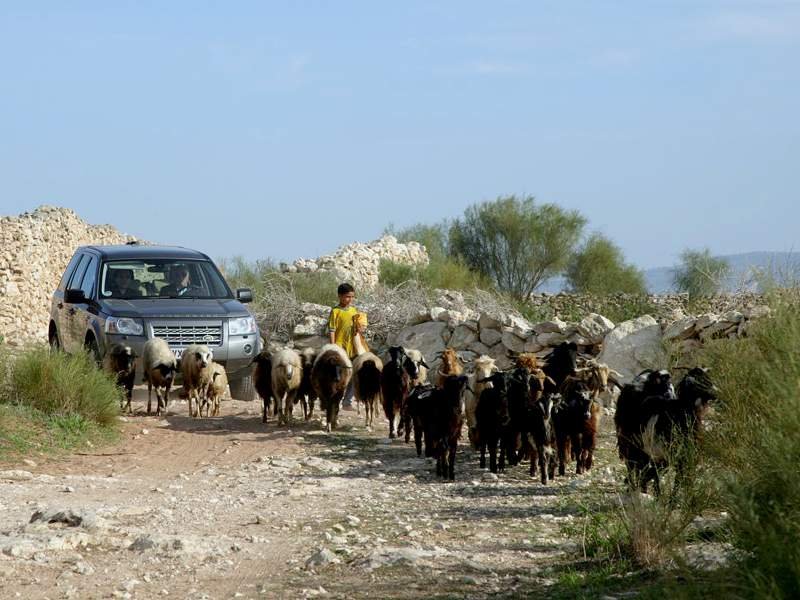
[
  {"left": 435, "top": 348, "right": 463, "bottom": 388},
  {"left": 564, "top": 360, "right": 622, "bottom": 400},
  {"left": 515, "top": 353, "right": 540, "bottom": 373}
]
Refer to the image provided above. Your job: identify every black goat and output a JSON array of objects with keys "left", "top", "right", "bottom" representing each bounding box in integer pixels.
[
  {"left": 503, "top": 367, "right": 532, "bottom": 467},
  {"left": 615, "top": 368, "right": 716, "bottom": 494},
  {"left": 526, "top": 392, "right": 559, "bottom": 484},
  {"left": 475, "top": 371, "right": 512, "bottom": 473},
  {"left": 425, "top": 375, "right": 469, "bottom": 480},
  {"left": 252, "top": 351, "right": 274, "bottom": 423},
  {"left": 554, "top": 381, "right": 600, "bottom": 476},
  {"left": 405, "top": 383, "right": 436, "bottom": 457},
  {"left": 381, "top": 346, "right": 410, "bottom": 438},
  {"left": 103, "top": 344, "right": 136, "bottom": 414},
  {"left": 542, "top": 341, "right": 578, "bottom": 394}
]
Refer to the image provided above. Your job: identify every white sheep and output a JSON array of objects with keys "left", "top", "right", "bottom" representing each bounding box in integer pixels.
[
  {"left": 466, "top": 355, "right": 499, "bottom": 448},
  {"left": 142, "top": 338, "right": 177, "bottom": 416},
  {"left": 404, "top": 348, "right": 429, "bottom": 386},
  {"left": 203, "top": 362, "right": 228, "bottom": 417},
  {"left": 181, "top": 343, "right": 214, "bottom": 418},
  {"left": 271, "top": 348, "right": 303, "bottom": 425}
]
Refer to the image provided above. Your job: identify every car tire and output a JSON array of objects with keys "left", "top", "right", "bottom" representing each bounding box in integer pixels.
[
  {"left": 86, "top": 337, "right": 102, "bottom": 367},
  {"left": 229, "top": 374, "right": 255, "bottom": 401},
  {"left": 49, "top": 330, "right": 61, "bottom": 352}
]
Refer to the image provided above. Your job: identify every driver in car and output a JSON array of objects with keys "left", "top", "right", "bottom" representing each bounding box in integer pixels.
[
  {"left": 161, "top": 265, "right": 199, "bottom": 297},
  {"left": 108, "top": 268, "right": 142, "bottom": 297}
]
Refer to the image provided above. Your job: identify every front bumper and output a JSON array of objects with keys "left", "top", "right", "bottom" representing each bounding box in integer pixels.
[{"left": 105, "top": 320, "right": 260, "bottom": 380}]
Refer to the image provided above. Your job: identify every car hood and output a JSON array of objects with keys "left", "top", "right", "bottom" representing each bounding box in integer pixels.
[{"left": 100, "top": 298, "right": 251, "bottom": 319}]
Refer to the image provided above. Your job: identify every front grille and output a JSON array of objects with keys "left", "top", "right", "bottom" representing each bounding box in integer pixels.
[{"left": 152, "top": 325, "right": 223, "bottom": 347}]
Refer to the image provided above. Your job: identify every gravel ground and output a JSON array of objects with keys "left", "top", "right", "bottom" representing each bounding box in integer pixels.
[{"left": 0, "top": 388, "right": 626, "bottom": 600}]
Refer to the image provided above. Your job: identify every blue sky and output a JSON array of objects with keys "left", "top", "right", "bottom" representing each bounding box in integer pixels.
[{"left": 1, "top": 1, "right": 798, "bottom": 268}]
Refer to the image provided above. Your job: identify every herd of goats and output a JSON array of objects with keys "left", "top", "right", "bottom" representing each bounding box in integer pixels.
[{"left": 103, "top": 328, "right": 718, "bottom": 495}]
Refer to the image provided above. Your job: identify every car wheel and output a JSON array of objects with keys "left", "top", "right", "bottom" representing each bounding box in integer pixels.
[
  {"left": 229, "top": 374, "right": 255, "bottom": 401},
  {"left": 49, "top": 330, "right": 61, "bottom": 352},
  {"left": 86, "top": 337, "right": 102, "bottom": 367}
]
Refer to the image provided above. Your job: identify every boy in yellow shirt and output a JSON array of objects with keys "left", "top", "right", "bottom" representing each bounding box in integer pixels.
[{"left": 328, "top": 283, "right": 366, "bottom": 408}]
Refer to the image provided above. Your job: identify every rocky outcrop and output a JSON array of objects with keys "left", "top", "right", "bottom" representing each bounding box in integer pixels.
[
  {"left": 0, "top": 206, "right": 143, "bottom": 345},
  {"left": 597, "top": 316, "right": 667, "bottom": 382},
  {"left": 280, "top": 235, "right": 429, "bottom": 289}
]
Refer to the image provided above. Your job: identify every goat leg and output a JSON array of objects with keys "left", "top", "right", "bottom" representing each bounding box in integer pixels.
[
  {"left": 448, "top": 444, "right": 456, "bottom": 481},
  {"left": 557, "top": 436, "right": 567, "bottom": 477},
  {"left": 480, "top": 444, "right": 487, "bottom": 469},
  {"left": 489, "top": 443, "right": 497, "bottom": 474},
  {"left": 147, "top": 382, "right": 153, "bottom": 415},
  {"left": 413, "top": 418, "right": 423, "bottom": 457}
]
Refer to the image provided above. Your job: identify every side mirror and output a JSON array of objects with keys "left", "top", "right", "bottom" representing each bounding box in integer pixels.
[
  {"left": 236, "top": 288, "right": 253, "bottom": 303},
  {"left": 64, "top": 289, "right": 87, "bottom": 304}
]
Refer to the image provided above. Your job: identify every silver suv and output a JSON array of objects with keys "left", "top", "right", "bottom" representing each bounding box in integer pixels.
[{"left": 49, "top": 244, "right": 260, "bottom": 400}]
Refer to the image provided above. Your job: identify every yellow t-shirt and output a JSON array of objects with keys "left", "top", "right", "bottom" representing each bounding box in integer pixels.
[{"left": 328, "top": 305, "right": 367, "bottom": 358}]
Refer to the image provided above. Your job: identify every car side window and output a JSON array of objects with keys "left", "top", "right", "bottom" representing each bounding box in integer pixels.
[
  {"left": 79, "top": 256, "right": 99, "bottom": 298},
  {"left": 59, "top": 254, "right": 82, "bottom": 291},
  {"left": 67, "top": 255, "right": 90, "bottom": 290}
]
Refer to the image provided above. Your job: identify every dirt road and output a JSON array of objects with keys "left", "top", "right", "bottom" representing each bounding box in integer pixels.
[{"left": 0, "top": 389, "right": 622, "bottom": 599}]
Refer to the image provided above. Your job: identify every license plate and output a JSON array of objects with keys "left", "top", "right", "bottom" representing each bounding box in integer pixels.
[{"left": 172, "top": 348, "right": 185, "bottom": 360}]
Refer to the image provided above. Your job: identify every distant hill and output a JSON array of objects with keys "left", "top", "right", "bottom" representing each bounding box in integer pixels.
[{"left": 539, "top": 251, "right": 800, "bottom": 294}]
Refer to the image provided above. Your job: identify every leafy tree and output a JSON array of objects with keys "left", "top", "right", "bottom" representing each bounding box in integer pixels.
[
  {"left": 673, "top": 248, "right": 731, "bottom": 297},
  {"left": 566, "top": 233, "right": 647, "bottom": 295},
  {"left": 384, "top": 221, "right": 449, "bottom": 259},
  {"left": 449, "top": 195, "right": 585, "bottom": 299}
]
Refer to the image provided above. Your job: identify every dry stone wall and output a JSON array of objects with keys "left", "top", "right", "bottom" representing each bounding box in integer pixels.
[
  {"left": 282, "top": 290, "right": 772, "bottom": 383},
  {"left": 0, "top": 206, "right": 142, "bottom": 345},
  {"left": 526, "top": 291, "right": 765, "bottom": 321}
]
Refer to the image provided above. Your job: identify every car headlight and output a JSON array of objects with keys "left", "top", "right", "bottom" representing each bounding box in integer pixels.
[
  {"left": 105, "top": 317, "right": 144, "bottom": 336},
  {"left": 229, "top": 316, "right": 257, "bottom": 335}
]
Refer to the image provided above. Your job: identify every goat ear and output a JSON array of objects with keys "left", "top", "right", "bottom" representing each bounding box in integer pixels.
[{"left": 420, "top": 359, "right": 430, "bottom": 369}]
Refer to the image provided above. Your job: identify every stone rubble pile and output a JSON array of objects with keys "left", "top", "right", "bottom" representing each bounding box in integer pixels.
[
  {"left": 280, "top": 235, "right": 429, "bottom": 289},
  {"left": 0, "top": 206, "right": 142, "bottom": 344}
]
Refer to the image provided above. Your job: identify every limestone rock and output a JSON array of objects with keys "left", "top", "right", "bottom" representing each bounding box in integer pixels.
[
  {"left": 478, "top": 313, "right": 503, "bottom": 331},
  {"left": 479, "top": 328, "right": 503, "bottom": 347},
  {"left": 576, "top": 313, "right": 615, "bottom": 344},
  {"left": 449, "top": 324, "right": 478, "bottom": 349},
  {"left": 390, "top": 321, "right": 447, "bottom": 363},
  {"left": 500, "top": 328, "right": 526, "bottom": 353},
  {"left": 293, "top": 315, "right": 327, "bottom": 338},
  {"left": 597, "top": 315, "right": 667, "bottom": 383},
  {"left": 283, "top": 235, "right": 429, "bottom": 290},
  {"left": 533, "top": 318, "right": 567, "bottom": 334},
  {"left": 662, "top": 316, "right": 697, "bottom": 342}
]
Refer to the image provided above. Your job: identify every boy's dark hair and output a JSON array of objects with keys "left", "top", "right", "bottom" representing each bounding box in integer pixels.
[{"left": 337, "top": 282, "right": 355, "bottom": 295}]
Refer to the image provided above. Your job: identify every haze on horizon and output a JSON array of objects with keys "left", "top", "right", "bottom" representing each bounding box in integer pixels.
[{"left": 0, "top": 2, "right": 798, "bottom": 269}]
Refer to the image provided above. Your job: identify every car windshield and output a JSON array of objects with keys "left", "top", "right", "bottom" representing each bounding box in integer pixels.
[{"left": 100, "top": 259, "right": 232, "bottom": 300}]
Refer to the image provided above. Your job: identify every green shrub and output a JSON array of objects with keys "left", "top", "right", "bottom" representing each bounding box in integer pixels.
[
  {"left": 286, "top": 271, "right": 340, "bottom": 306},
  {"left": 379, "top": 256, "right": 489, "bottom": 292},
  {"left": 378, "top": 259, "right": 416, "bottom": 287},
  {"left": 4, "top": 347, "right": 121, "bottom": 426},
  {"left": 566, "top": 233, "right": 647, "bottom": 295},
  {"left": 694, "top": 299, "right": 800, "bottom": 597}
]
